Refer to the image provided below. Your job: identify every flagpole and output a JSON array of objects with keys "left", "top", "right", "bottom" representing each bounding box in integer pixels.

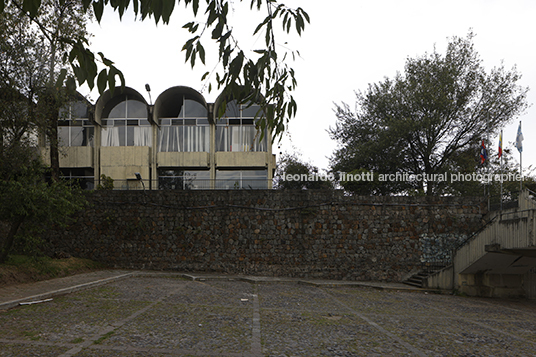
[
  {"left": 500, "top": 130, "right": 503, "bottom": 211},
  {"left": 520, "top": 122, "right": 523, "bottom": 193},
  {"left": 516, "top": 121, "right": 524, "bottom": 193},
  {"left": 520, "top": 146, "right": 523, "bottom": 192}
]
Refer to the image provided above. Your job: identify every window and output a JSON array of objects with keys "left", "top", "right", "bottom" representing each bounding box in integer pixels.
[
  {"left": 58, "top": 102, "right": 94, "bottom": 147},
  {"left": 158, "top": 118, "right": 209, "bottom": 152},
  {"left": 158, "top": 98, "right": 209, "bottom": 152},
  {"left": 215, "top": 101, "right": 267, "bottom": 152},
  {"left": 101, "top": 97, "right": 151, "bottom": 147},
  {"left": 60, "top": 168, "right": 94, "bottom": 190},
  {"left": 158, "top": 168, "right": 210, "bottom": 190},
  {"left": 58, "top": 120, "right": 94, "bottom": 147},
  {"left": 216, "top": 169, "right": 268, "bottom": 189}
]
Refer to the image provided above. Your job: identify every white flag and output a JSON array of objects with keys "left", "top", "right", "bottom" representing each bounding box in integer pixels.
[{"left": 516, "top": 122, "right": 523, "bottom": 153}]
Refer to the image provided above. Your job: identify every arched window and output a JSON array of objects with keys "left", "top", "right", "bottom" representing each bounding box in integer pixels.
[
  {"left": 215, "top": 101, "right": 267, "bottom": 152},
  {"left": 101, "top": 95, "right": 151, "bottom": 146},
  {"left": 158, "top": 97, "right": 209, "bottom": 152}
]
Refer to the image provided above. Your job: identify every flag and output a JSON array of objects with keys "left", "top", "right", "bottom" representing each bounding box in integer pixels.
[
  {"left": 498, "top": 131, "right": 502, "bottom": 158},
  {"left": 516, "top": 122, "right": 523, "bottom": 153},
  {"left": 480, "top": 139, "right": 487, "bottom": 164}
]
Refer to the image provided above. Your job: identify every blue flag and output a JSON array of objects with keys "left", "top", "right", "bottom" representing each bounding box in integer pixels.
[{"left": 516, "top": 122, "right": 523, "bottom": 153}]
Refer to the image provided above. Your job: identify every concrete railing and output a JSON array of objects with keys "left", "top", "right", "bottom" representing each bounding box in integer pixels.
[
  {"left": 426, "top": 265, "right": 454, "bottom": 290},
  {"left": 453, "top": 209, "right": 535, "bottom": 274},
  {"left": 427, "top": 190, "right": 536, "bottom": 291}
]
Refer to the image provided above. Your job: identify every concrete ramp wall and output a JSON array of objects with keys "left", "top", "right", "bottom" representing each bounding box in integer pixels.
[{"left": 427, "top": 190, "right": 536, "bottom": 298}]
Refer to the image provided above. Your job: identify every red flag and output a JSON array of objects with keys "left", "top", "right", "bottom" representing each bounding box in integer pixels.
[
  {"left": 498, "top": 131, "right": 502, "bottom": 159},
  {"left": 480, "top": 140, "right": 487, "bottom": 164}
]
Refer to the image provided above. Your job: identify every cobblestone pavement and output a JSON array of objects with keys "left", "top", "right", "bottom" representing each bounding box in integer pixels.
[{"left": 1, "top": 275, "right": 536, "bottom": 356}]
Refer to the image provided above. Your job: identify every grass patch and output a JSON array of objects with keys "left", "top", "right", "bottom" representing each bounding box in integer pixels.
[
  {"left": 93, "top": 331, "right": 114, "bottom": 344},
  {"left": 22, "top": 331, "right": 41, "bottom": 341},
  {"left": 70, "top": 337, "right": 84, "bottom": 344},
  {"left": 0, "top": 255, "right": 106, "bottom": 287}
]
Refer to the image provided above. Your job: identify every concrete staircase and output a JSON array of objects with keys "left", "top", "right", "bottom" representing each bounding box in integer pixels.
[
  {"left": 404, "top": 266, "right": 446, "bottom": 288},
  {"left": 425, "top": 190, "right": 536, "bottom": 297},
  {"left": 403, "top": 272, "right": 429, "bottom": 288}
]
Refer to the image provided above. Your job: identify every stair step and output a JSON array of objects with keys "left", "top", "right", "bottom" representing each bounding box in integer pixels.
[
  {"left": 403, "top": 280, "right": 423, "bottom": 288},
  {"left": 407, "top": 277, "right": 424, "bottom": 282},
  {"left": 403, "top": 268, "right": 446, "bottom": 288}
]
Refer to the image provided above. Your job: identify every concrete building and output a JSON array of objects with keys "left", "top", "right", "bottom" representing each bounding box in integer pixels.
[{"left": 39, "top": 86, "right": 276, "bottom": 190}]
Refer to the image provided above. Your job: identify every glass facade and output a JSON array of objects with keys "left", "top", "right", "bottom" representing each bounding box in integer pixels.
[
  {"left": 58, "top": 102, "right": 94, "bottom": 147},
  {"left": 51, "top": 88, "right": 272, "bottom": 190},
  {"left": 158, "top": 98, "right": 209, "bottom": 152},
  {"left": 60, "top": 168, "right": 94, "bottom": 190},
  {"left": 215, "top": 101, "right": 267, "bottom": 152},
  {"left": 216, "top": 169, "right": 268, "bottom": 189},
  {"left": 158, "top": 168, "right": 210, "bottom": 190},
  {"left": 101, "top": 97, "right": 151, "bottom": 147},
  {"left": 58, "top": 120, "right": 94, "bottom": 147}
]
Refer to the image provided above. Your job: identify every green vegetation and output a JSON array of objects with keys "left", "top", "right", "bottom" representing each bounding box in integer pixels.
[
  {"left": 329, "top": 31, "right": 528, "bottom": 196},
  {"left": 1, "top": 1, "right": 90, "bottom": 262},
  {"left": 22, "top": 331, "right": 41, "bottom": 341},
  {"left": 274, "top": 152, "right": 333, "bottom": 190},
  {"left": 0, "top": 163, "right": 88, "bottom": 263},
  {"left": 96, "top": 174, "right": 114, "bottom": 190},
  {"left": 0, "top": 255, "right": 105, "bottom": 286},
  {"left": 93, "top": 331, "right": 114, "bottom": 345}
]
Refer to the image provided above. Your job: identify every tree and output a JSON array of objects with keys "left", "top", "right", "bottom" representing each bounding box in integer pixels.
[
  {"left": 274, "top": 152, "right": 333, "bottom": 190},
  {"left": 0, "top": 0, "right": 309, "bottom": 141},
  {"left": 329, "top": 32, "right": 528, "bottom": 196},
  {"left": 1, "top": 3, "right": 89, "bottom": 261},
  {"left": 1, "top": 0, "right": 92, "bottom": 181},
  {"left": 0, "top": 85, "right": 86, "bottom": 264},
  {"left": 0, "top": 162, "right": 87, "bottom": 263}
]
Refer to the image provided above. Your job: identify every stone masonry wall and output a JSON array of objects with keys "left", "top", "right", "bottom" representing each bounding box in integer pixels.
[{"left": 44, "top": 190, "right": 486, "bottom": 281}]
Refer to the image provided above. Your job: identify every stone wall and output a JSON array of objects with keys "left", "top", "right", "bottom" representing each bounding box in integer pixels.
[{"left": 44, "top": 190, "right": 486, "bottom": 281}]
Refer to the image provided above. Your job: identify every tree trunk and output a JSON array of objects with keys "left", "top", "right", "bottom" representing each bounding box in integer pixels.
[
  {"left": 0, "top": 216, "right": 24, "bottom": 264},
  {"left": 40, "top": 89, "right": 61, "bottom": 182},
  {"left": 48, "top": 36, "right": 60, "bottom": 182},
  {"left": 49, "top": 111, "right": 60, "bottom": 182}
]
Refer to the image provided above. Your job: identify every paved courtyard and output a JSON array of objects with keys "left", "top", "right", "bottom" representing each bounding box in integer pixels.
[{"left": 1, "top": 275, "right": 536, "bottom": 356}]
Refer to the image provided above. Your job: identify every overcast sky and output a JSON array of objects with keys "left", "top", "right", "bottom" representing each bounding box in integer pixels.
[{"left": 82, "top": 0, "right": 536, "bottom": 174}]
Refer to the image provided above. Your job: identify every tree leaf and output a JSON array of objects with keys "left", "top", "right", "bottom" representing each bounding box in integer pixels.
[
  {"left": 161, "top": 0, "right": 175, "bottom": 24},
  {"left": 81, "top": 0, "right": 92, "bottom": 10},
  {"left": 108, "top": 68, "right": 117, "bottom": 95},
  {"left": 197, "top": 42, "right": 205, "bottom": 64},
  {"left": 55, "top": 68, "right": 67, "bottom": 89},
  {"left": 97, "top": 69, "right": 108, "bottom": 94},
  {"left": 22, "top": 0, "right": 41, "bottom": 17},
  {"left": 98, "top": 52, "right": 114, "bottom": 67},
  {"left": 65, "top": 76, "right": 76, "bottom": 92},
  {"left": 93, "top": 0, "right": 104, "bottom": 23},
  {"left": 229, "top": 51, "right": 244, "bottom": 81}
]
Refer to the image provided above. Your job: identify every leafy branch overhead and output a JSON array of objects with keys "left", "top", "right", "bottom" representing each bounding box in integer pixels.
[{"left": 1, "top": 0, "right": 309, "bottom": 139}]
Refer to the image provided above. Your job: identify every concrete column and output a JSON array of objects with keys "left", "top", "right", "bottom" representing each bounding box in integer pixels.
[
  {"left": 209, "top": 103, "right": 216, "bottom": 189},
  {"left": 150, "top": 105, "right": 158, "bottom": 190}
]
